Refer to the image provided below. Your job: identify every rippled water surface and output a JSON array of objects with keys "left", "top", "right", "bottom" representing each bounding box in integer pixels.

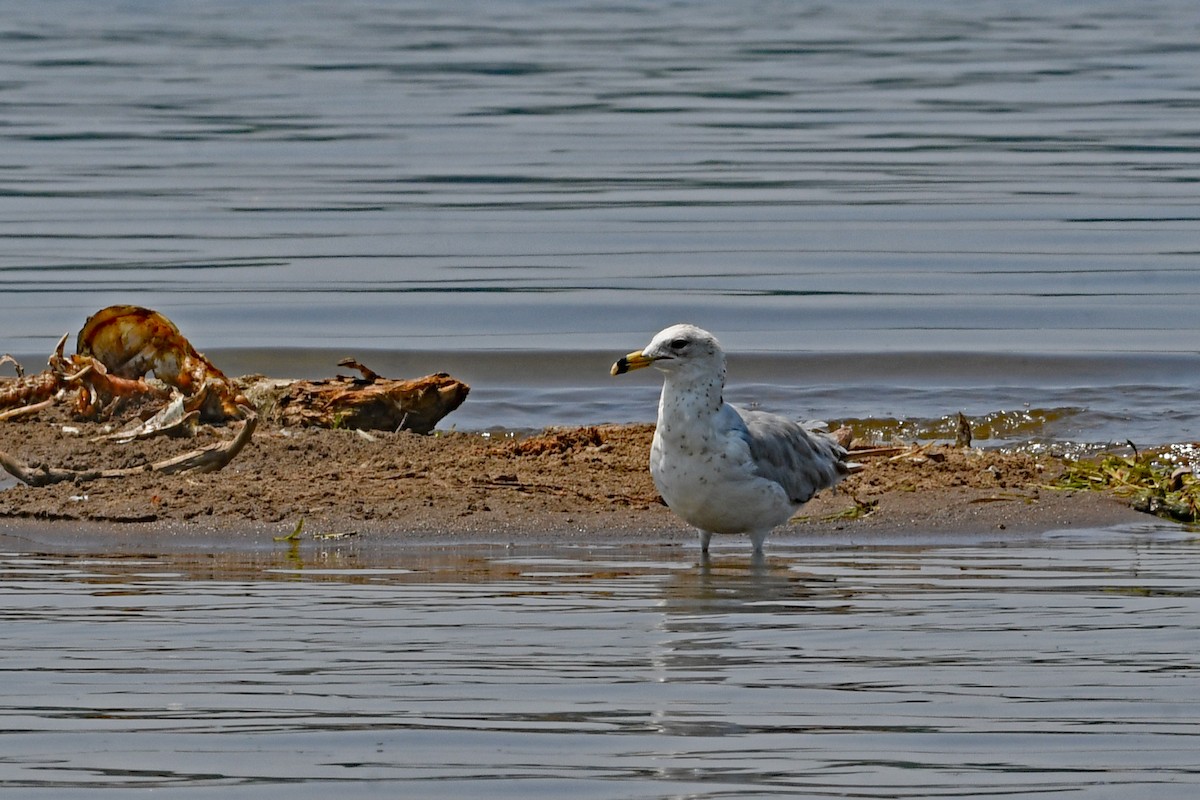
[
  {"left": 1, "top": 526, "right": 1197, "bottom": 798},
  {"left": 3, "top": 0, "right": 1199, "bottom": 351}
]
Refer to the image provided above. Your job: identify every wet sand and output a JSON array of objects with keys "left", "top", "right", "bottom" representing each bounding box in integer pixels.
[{"left": 0, "top": 406, "right": 1150, "bottom": 552}]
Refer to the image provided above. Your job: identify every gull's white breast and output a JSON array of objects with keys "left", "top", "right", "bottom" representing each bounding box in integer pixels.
[{"left": 649, "top": 405, "right": 796, "bottom": 534}]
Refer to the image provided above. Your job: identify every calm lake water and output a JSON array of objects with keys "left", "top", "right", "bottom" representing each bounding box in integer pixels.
[
  {"left": 1, "top": 526, "right": 1198, "bottom": 798},
  {"left": 2, "top": 0, "right": 1199, "bottom": 441}
]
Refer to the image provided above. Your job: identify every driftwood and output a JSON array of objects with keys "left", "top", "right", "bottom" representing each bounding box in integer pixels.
[
  {"left": 0, "top": 396, "right": 59, "bottom": 422},
  {"left": 274, "top": 359, "right": 469, "bottom": 434},
  {"left": 6, "top": 311, "right": 471, "bottom": 435},
  {"left": 98, "top": 392, "right": 201, "bottom": 443},
  {"left": 0, "top": 351, "right": 65, "bottom": 413},
  {"left": 955, "top": 411, "right": 973, "bottom": 448},
  {"left": 0, "top": 410, "right": 257, "bottom": 487},
  {"left": 0, "top": 333, "right": 173, "bottom": 421}
]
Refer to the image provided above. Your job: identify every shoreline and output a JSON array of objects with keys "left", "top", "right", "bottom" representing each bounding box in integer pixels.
[
  {"left": 0, "top": 409, "right": 1160, "bottom": 554},
  {"left": 0, "top": 491, "right": 1152, "bottom": 552}
]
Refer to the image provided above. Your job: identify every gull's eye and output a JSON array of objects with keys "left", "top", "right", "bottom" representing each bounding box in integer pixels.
[{"left": 669, "top": 338, "right": 689, "bottom": 351}]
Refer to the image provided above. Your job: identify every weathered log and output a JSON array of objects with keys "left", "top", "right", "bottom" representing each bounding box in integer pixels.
[
  {"left": 273, "top": 362, "right": 469, "bottom": 434},
  {"left": 0, "top": 410, "right": 256, "bottom": 487}
]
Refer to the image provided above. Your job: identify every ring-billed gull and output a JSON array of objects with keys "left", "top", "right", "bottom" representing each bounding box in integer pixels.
[{"left": 611, "top": 324, "right": 852, "bottom": 555}]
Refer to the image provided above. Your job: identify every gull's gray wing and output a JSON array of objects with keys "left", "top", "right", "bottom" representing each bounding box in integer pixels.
[{"left": 733, "top": 406, "right": 851, "bottom": 504}]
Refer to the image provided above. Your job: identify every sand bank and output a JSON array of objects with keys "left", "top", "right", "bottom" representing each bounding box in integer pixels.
[{"left": 0, "top": 407, "right": 1153, "bottom": 552}]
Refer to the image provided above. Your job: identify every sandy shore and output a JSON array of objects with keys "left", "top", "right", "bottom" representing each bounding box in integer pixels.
[{"left": 0, "top": 403, "right": 1153, "bottom": 552}]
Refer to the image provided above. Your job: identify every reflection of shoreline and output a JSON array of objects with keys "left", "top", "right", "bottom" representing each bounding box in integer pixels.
[
  {"left": 0, "top": 539, "right": 887, "bottom": 601},
  {"left": 0, "top": 541, "right": 689, "bottom": 588}
]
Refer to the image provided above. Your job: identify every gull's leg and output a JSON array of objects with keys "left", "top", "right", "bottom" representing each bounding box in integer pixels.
[
  {"left": 698, "top": 529, "right": 712, "bottom": 553},
  {"left": 749, "top": 529, "right": 768, "bottom": 554}
]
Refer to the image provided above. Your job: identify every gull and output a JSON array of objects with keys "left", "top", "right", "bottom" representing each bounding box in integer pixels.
[{"left": 611, "top": 324, "right": 852, "bottom": 555}]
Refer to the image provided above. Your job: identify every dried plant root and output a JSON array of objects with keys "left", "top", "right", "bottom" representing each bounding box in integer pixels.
[{"left": 0, "top": 410, "right": 257, "bottom": 487}]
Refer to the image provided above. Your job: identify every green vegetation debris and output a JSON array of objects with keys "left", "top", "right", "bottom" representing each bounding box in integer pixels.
[
  {"left": 1058, "top": 451, "right": 1197, "bottom": 523},
  {"left": 273, "top": 517, "right": 305, "bottom": 542}
]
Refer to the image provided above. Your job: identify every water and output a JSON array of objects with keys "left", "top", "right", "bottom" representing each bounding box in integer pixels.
[
  {"left": 0, "top": 525, "right": 1197, "bottom": 798},
  {"left": 2, "top": 1, "right": 1199, "bottom": 352},
  {"left": 2, "top": 0, "right": 1200, "bottom": 440}
]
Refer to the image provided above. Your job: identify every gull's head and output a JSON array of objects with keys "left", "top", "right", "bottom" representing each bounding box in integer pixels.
[{"left": 610, "top": 323, "right": 726, "bottom": 381}]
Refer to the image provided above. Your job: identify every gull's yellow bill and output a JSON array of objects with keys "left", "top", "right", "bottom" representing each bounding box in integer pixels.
[{"left": 610, "top": 350, "right": 655, "bottom": 376}]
